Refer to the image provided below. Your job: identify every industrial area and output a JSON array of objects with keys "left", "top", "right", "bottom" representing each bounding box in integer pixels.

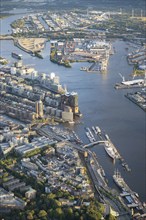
[
  {"left": 50, "top": 39, "right": 112, "bottom": 71},
  {"left": 11, "top": 10, "right": 110, "bottom": 35}
]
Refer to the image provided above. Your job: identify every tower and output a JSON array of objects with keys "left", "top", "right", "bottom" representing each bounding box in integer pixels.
[
  {"left": 61, "top": 92, "right": 79, "bottom": 115},
  {"left": 35, "top": 100, "right": 44, "bottom": 118}
]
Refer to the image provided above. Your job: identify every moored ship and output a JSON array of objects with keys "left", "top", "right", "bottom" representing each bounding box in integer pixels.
[
  {"left": 113, "top": 170, "right": 130, "bottom": 191},
  {"left": 95, "top": 126, "right": 101, "bottom": 134},
  {"left": 11, "top": 52, "right": 22, "bottom": 60},
  {"left": 104, "top": 145, "right": 117, "bottom": 160},
  {"left": 113, "top": 170, "right": 144, "bottom": 210},
  {"left": 115, "top": 73, "right": 146, "bottom": 89}
]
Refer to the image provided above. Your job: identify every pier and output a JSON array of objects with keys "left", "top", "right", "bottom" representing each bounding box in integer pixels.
[
  {"left": 0, "top": 35, "right": 14, "bottom": 40},
  {"left": 84, "top": 126, "right": 131, "bottom": 171},
  {"left": 125, "top": 92, "right": 146, "bottom": 112},
  {"left": 84, "top": 126, "right": 122, "bottom": 159},
  {"left": 120, "top": 192, "right": 131, "bottom": 197},
  {"left": 87, "top": 62, "right": 102, "bottom": 72},
  {"left": 83, "top": 140, "right": 109, "bottom": 148},
  {"left": 115, "top": 83, "right": 146, "bottom": 90}
]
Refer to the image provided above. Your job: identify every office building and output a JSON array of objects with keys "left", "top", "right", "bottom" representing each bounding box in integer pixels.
[{"left": 35, "top": 100, "right": 44, "bottom": 118}]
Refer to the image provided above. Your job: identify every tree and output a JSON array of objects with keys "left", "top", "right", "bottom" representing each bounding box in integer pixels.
[
  {"left": 53, "top": 199, "right": 62, "bottom": 208},
  {"left": 38, "top": 210, "right": 47, "bottom": 218},
  {"left": 74, "top": 211, "right": 80, "bottom": 220},
  {"left": 86, "top": 201, "right": 103, "bottom": 220},
  {"left": 47, "top": 193, "right": 56, "bottom": 200},
  {"left": 56, "top": 190, "right": 63, "bottom": 198},
  {"left": 27, "top": 213, "right": 34, "bottom": 220},
  {"left": 106, "top": 214, "right": 116, "bottom": 220},
  {"left": 54, "top": 207, "right": 64, "bottom": 220},
  {"left": 48, "top": 208, "right": 54, "bottom": 219},
  {"left": 65, "top": 208, "right": 74, "bottom": 219}
]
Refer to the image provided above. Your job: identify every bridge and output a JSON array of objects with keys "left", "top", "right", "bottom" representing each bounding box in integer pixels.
[{"left": 83, "top": 140, "right": 109, "bottom": 148}]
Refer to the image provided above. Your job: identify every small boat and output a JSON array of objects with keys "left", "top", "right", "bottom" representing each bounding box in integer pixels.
[{"left": 80, "top": 67, "right": 88, "bottom": 71}]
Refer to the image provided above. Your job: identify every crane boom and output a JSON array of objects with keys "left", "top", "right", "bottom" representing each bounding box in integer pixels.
[{"left": 118, "top": 73, "right": 125, "bottom": 82}]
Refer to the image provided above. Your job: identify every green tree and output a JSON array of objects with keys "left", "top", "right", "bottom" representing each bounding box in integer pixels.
[
  {"left": 38, "top": 210, "right": 47, "bottom": 218},
  {"left": 53, "top": 199, "right": 62, "bottom": 208},
  {"left": 74, "top": 211, "right": 80, "bottom": 220},
  {"left": 54, "top": 207, "right": 64, "bottom": 220},
  {"left": 48, "top": 208, "right": 54, "bottom": 219},
  {"left": 106, "top": 214, "right": 116, "bottom": 220},
  {"left": 47, "top": 193, "right": 56, "bottom": 200},
  {"left": 27, "top": 213, "right": 34, "bottom": 220},
  {"left": 86, "top": 201, "right": 103, "bottom": 220},
  {"left": 65, "top": 207, "right": 74, "bottom": 219},
  {"left": 56, "top": 190, "right": 63, "bottom": 198}
]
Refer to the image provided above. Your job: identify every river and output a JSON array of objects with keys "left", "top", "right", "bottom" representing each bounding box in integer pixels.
[{"left": 0, "top": 15, "right": 146, "bottom": 202}]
